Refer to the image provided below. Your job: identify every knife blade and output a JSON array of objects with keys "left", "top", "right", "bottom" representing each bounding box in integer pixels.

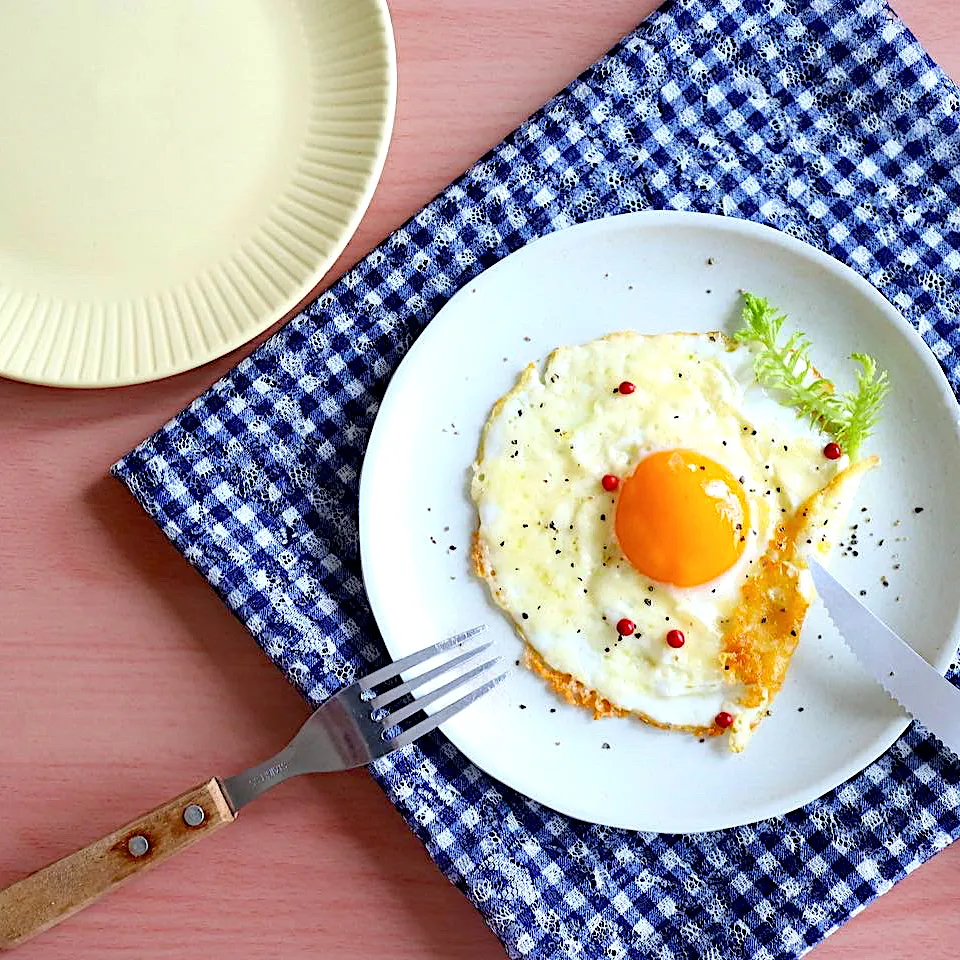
[{"left": 807, "top": 558, "right": 960, "bottom": 758}]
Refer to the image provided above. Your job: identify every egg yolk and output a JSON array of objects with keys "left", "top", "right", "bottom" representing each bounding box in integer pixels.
[{"left": 615, "top": 449, "right": 749, "bottom": 587}]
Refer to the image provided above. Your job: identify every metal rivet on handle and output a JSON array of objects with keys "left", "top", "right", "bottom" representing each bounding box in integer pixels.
[
  {"left": 182, "top": 804, "right": 205, "bottom": 828},
  {"left": 128, "top": 835, "right": 149, "bottom": 857}
]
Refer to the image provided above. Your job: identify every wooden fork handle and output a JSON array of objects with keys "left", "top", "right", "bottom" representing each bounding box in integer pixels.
[{"left": 0, "top": 778, "right": 236, "bottom": 951}]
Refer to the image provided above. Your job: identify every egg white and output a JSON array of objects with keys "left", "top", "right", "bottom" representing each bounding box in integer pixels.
[{"left": 471, "top": 332, "right": 854, "bottom": 730}]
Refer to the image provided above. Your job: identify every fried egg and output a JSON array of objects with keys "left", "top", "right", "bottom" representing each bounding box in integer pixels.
[{"left": 470, "top": 332, "right": 877, "bottom": 750}]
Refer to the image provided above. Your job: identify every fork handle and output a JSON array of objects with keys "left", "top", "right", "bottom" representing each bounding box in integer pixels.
[{"left": 0, "top": 778, "right": 235, "bottom": 951}]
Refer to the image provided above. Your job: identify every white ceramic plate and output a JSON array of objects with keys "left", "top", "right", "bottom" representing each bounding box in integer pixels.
[
  {"left": 359, "top": 211, "right": 960, "bottom": 833},
  {"left": 0, "top": 0, "right": 395, "bottom": 387}
]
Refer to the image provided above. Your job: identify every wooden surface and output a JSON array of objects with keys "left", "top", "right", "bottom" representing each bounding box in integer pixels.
[{"left": 1, "top": 2, "right": 959, "bottom": 957}]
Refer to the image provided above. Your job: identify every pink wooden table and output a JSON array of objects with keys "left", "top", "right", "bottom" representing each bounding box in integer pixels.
[{"left": 2, "top": 2, "right": 959, "bottom": 957}]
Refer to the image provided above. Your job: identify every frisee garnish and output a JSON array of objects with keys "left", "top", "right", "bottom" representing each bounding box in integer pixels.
[{"left": 733, "top": 292, "right": 889, "bottom": 460}]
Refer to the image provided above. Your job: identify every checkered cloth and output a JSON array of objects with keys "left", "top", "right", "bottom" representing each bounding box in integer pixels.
[{"left": 114, "top": 1, "right": 960, "bottom": 957}]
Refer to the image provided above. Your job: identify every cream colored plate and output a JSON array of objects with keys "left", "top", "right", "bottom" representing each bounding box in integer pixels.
[{"left": 0, "top": 0, "right": 395, "bottom": 386}]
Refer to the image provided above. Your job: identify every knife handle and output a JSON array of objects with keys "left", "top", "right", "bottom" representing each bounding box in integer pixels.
[{"left": 0, "top": 778, "right": 236, "bottom": 951}]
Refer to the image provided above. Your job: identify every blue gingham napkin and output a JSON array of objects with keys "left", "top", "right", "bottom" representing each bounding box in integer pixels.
[{"left": 114, "top": 2, "right": 960, "bottom": 957}]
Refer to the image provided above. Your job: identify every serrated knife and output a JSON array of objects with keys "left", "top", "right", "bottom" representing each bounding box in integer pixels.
[{"left": 808, "top": 558, "right": 960, "bottom": 757}]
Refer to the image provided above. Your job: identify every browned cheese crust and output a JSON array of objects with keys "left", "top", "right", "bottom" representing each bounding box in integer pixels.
[
  {"left": 720, "top": 454, "right": 879, "bottom": 747},
  {"left": 524, "top": 646, "right": 726, "bottom": 738}
]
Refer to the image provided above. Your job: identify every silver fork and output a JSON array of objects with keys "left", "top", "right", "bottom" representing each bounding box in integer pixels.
[
  {"left": 223, "top": 624, "right": 500, "bottom": 806},
  {"left": 0, "top": 626, "right": 502, "bottom": 952}
]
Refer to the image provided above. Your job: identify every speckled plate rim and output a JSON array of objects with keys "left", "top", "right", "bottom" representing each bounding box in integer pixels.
[
  {"left": 0, "top": 1, "right": 396, "bottom": 389},
  {"left": 359, "top": 211, "right": 960, "bottom": 832}
]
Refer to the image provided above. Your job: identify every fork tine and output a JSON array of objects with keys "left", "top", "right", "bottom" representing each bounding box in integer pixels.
[
  {"left": 388, "top": 670, "right": 508, "bottom": 750},
  {"left": 359, "top": 624, "right": 487, "bottom": 692},
  {"left": 368, "top": 640, "right": 493, "bottom": 711},
  {"left": 381, "top": 656, "right": 502, "bottom": 728}
]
